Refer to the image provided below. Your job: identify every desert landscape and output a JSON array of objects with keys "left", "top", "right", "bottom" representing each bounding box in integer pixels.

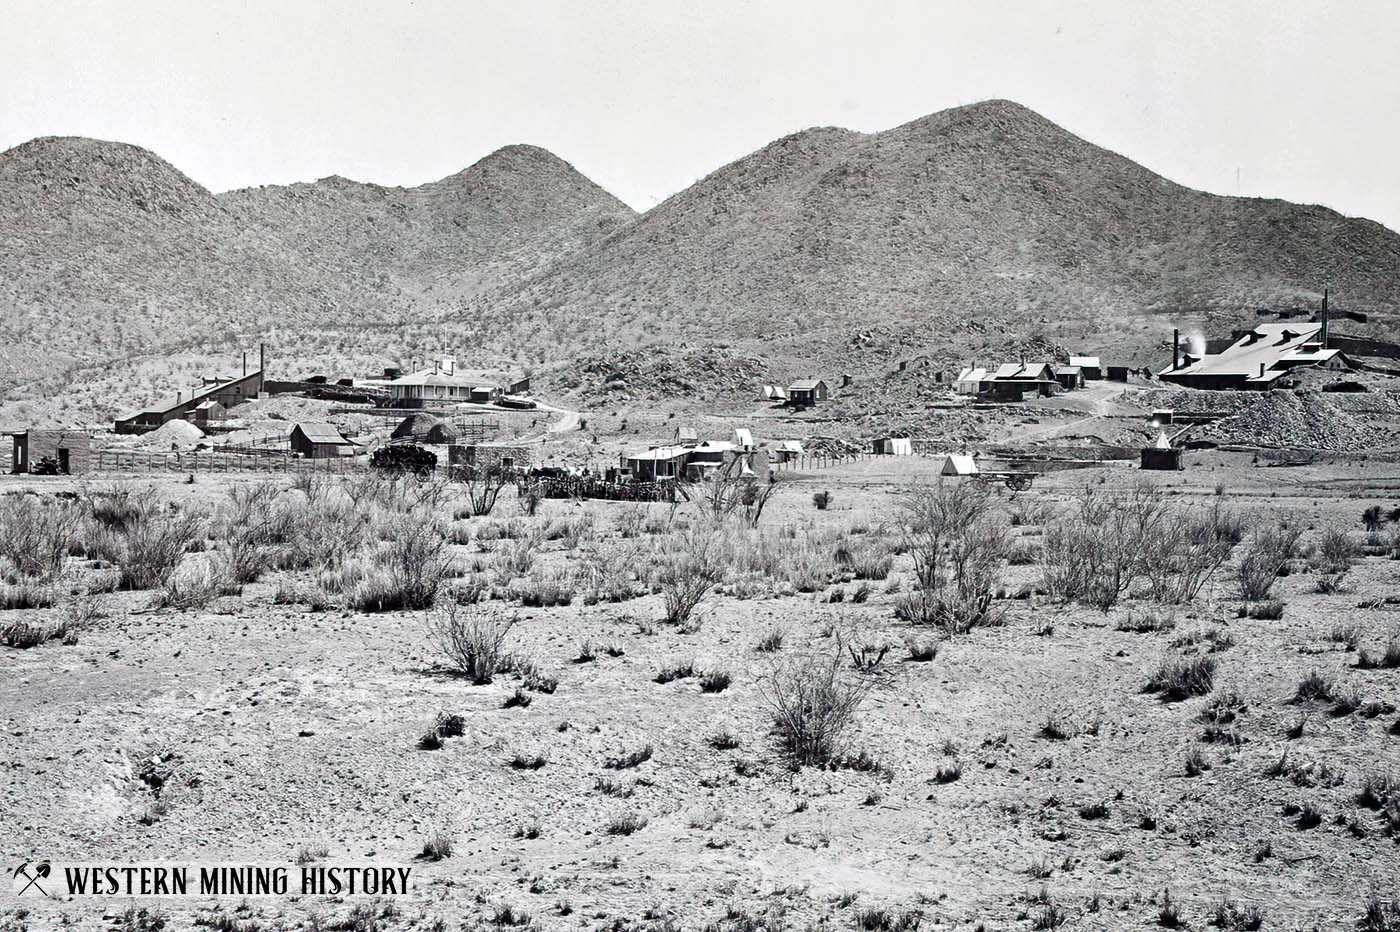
[{"left": 4, "top": 15, "right": 1400, "bottom": 930}]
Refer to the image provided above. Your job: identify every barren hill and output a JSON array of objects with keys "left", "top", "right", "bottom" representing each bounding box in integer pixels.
[
  {"left": 460, "top": 100, "right": 1400, "bottom": 375},
  {"left": 0, "top": 137, "right": 634, "bottom": 391}
]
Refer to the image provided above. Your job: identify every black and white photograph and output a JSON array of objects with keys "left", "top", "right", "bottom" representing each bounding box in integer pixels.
[{"left": 2, "top": 1, "right": 1399, "bottom": 929}]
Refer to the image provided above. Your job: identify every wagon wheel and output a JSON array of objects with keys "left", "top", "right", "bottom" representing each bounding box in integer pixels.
[{"left": 1005, "top": 475, "right": 1032, "bottom": 493}]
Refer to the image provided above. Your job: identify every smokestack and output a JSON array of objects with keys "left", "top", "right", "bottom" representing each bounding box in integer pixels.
[
  {"left": 1173, "top": 329, "right": 1179, "bottom": 370},
  {"left": 1321, "top": 288, "right": 1329, "bottom": 348},
  {"left": 259, "top": 343, "right": 265, "bottom": 374},
  {"left": 242, "top": 351, "right": 247, "bottom": 376}
]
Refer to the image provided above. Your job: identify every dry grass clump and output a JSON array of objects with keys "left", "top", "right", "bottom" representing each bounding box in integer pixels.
[
  {"left": 1245, "top": 598, "right": 1285, "bottom": 620},
  {"left": 576, "top": 545, "right": 643, "bottom": 604},
  {"left": 419, "top": 832, "right": 453, "bottom": 861},
  {"left": 1357, "top": 632, "right": 1400, "bottom": 670},
  {"left": 605, "top": 812, "right": 649, "bottom": 836},
  {"left": 514, "top": 565, "right": 575, "bottom": 607},
  {"left": 0, "top": 578, "right": 55, "bottom": 611},
  {"left": 1314, "top": 527, "right": 1359, "bottom": 573},
  {"left": 424, "top": 602, "right": 516, "bottom": 684},
  {"left": 896, "top": 480, "right": 1008, "bottom": 634},
  {"left": 760, "top": 643, "right": 873, "bottom": 766},
  {"left": 1146, "top": 654, "right": 1216, "bottom": 700}
]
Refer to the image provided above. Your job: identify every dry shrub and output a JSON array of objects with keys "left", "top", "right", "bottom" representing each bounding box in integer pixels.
[
  {"left": 425, "top": 601, "right": 516, "bottom": 684},
  {"left": 0, "top": 493, "right": 82, "bottom": 578},
  {"left": 86, "top": 497, "right": 204, "bottom": 591},
  {"left": 1042, "top": 483, "right": 1243, "bottom": 610},
  {"left": 897, "top": 480, "right": 1008, "bottom": 634},
  {"left": 514, "top": 565, "right": 575, "bottom": 607},
  {"left": 217, "top": 483, "right": 290, "bottom": 584},
  {"left": 459, "top": 470, "right": 509, "bottom": 517},
  {"left": 577, "top": 545, "right": 642, "bottom": 604},
  {"left": 698, "top": 457, "right": 781, "bottom": 528},
  {"left": 655, "top": 526, "right": 726, "bottom": 628},
  {"left": 1315, "top": 527, "right": 1359, "bottom": 573},
  {"left": 1237, "top": 523, "right": 1301, "bottom": 600},
  {"left": 155, "top": 552, "right": 232, "bottom": 609},
  {"left": 0, "top": 578, "right": 55, "bottom": 611},
  {"left": 760, "top": 642, "right": 874, "bottom": 766}
]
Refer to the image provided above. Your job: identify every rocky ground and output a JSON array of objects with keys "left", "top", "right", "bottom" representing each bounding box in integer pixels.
[{"left": 2, "top": 450, "right": 1399, "bottom": 931}]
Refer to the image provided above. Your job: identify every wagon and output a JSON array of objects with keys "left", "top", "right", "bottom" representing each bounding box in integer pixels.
[{"left": 974, "top": 470, "right": 1037, "bottom": 492}]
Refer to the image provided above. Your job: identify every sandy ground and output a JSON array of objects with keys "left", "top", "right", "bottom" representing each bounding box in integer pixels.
[{"left": 2, "top": 453, "right": 1399, "bottom": 931}]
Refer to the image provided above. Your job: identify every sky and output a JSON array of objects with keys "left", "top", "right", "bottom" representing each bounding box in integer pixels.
[{"left": 3, "top": 0, "right": 1399, "bottom": 230}]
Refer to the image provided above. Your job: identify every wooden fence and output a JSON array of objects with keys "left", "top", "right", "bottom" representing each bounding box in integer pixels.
[{"left": 94, "top": 449, "right": 368, "bottom": 475}]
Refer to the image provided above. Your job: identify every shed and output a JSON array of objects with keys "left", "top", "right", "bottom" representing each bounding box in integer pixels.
[
  {"left": 191, "top": 399, "right": 227, "bottom": 426},
  {"left": 772, "top": 440, "right": 805, "bottom": 463},
  {"left": 955, "top": 367, "right": 989, "bottom": 395},
  {"left": 1054, "top": 366, "right": 1084, "bottom": 391},
  {"left": 876, "top": 437, "right": 913, "bottom": 456},
  {"left": 787, "top": 378, "right": 829, "bottom": 406},
  {"left": 1141, "top": 447, "right": 1183, "bottom": 470},
  {"left": 289, "top": 422, "right": 356, "bottom": 458},
  {"left": 1106, "top": 365, "right": 1130, "bottom": 382},
  {"left": 621, "top": 446, "right": 688, "bottom": 482},
  {"left": 733, "top": 428, "right": 754, "bottom": 451},
  {"left": 1069, "top": 356, "right": 1102, "bottom": 380},
  {"left": 449, "top": 442, "right": 532, "bottom": 473},
  {"left": 940, "top": 454, "right": 979, "bottom": 476},
  {"left": 10, "top": 429, "right": 92, "bottom": 475},
  {"left": 675, "top": 426, "right": 699, "bottom": 446}
]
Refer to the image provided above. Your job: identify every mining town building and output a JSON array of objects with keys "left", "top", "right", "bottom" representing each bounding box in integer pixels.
[
  {"left": 9, "top": 428, "right": 93, "bottom": 474},
  {"left": 1158, "top": 322, "right": 1353, "bottom": 390},
  {"left": 983, "top": 362, "right": 1058, "bottom": 401},
  {"left": 787, "top": 379, "right": 829, "bottom": 406},
  {"left": 289, "top": 422, "right": 357, "bottom": 458},
  {"left": 115, "top": 366, "right": 264, "bottom": 434}
]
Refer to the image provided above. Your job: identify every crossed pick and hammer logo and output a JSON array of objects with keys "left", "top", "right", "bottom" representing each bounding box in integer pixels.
[{"left": 12, "top": 861, "right": 51, "bottom": 897}]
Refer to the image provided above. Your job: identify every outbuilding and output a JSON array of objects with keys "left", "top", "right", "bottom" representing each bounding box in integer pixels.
[
  {"left": 9, "top": 429, "right": 92, "bottom": 474},
  {"left": 939, "top": 454, "right": 979, "bottom": 476},
  {"left": 289, "top": 422, "right": 356, "bottom": 458},
  {"left": 787, "top": 379, "right": 829, "bottom": 406}
]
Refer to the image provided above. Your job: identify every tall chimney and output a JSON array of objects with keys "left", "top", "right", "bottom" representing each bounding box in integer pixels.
[
  {"left": 259, "top": 343, "right": 265, "bottom": 374},
  {"left": 1321, "top": 288, "right": 1329, "bottom": 348},
  {"left": 1173, "top": 329, "right": 1180, "bottom": 369}
]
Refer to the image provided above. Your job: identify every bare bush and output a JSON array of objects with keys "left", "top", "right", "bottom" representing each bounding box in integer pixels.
[
  {"left": 655, "top": 526, "right": 726, "bottom": 628},
  {"left": 702, "top": 458, "right": 780, "bottom": 527},
  {"left": 457, "top": 469, "right": 510, "bottom": 517},
  {"left": 1315, "top": 527, "right": 1359, "bottom": 573},
  {"left": 0, "top": 493, "right": 81, "bottom": 578},
  {"left": 1238, "top": 524, "right": 1302, "bottom": 600},
  {"left": 87, "top": 498, "right": 204, "bottom": 591},
  {"left": 425, "top": 602, "right": 516, "bottom": 684},
  {"left": 897, "top": 480, "right": 1008, "bottom": 634},
  {"left": 760, "top": 643, "right": 874, "bottom": 766}
]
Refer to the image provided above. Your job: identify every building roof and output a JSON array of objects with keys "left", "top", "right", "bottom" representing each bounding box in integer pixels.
[
  {"left": 675, "top": 426, "right": 698, "bottom": 442},
  {"left": 733, "top": 428, "right": 754, "bottom": 448},
  {"left": 292, "top": 421, "right": 352, "bottom": 445},
  {"left": 990, "top": 362, "right": 1055, "bottom": 381},
  {"left": 116, "top": 370, "right": 260, "bottom": 422},
  {"left": 776, "top": 440, "right": 805, "bottom": 454},
  {"left": 1055, "top": 366, "right": 1082, "bottom": 376},
  {"left": 956, "top": 367, "right": 989, "bottom": 383},
  {"left": 788, "top": 378, "right": 826, "bottom": 391},
  {"left": 1159, "top": 323, "right": 1327, "bottom": 380},
  {"left": 1069, "top": 355, "right": 1100, "bottom": 368},
  {"left": 389, "top": 369, "right": 494, "bottom": 389},
  {"left": 625, "top": 445, "right": 688, "bottom": 462}
]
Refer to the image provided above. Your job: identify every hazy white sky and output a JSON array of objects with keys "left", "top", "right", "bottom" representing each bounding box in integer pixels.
[{"left": 3, "top": 0, "right": 1398, "bottom": 230}]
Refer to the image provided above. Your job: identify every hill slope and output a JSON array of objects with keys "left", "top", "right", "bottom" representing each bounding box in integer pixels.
[
  {"left": 0, "top": 138, "right": 634, "bottom": 389},
  {"left": 459, "top": 100, "right": 1400, "bottom": 374}
]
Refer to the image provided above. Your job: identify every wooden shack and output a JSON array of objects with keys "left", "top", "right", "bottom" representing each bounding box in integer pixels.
[{"left": 9, "top": 429, "right": 92, "bottom": 474}]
